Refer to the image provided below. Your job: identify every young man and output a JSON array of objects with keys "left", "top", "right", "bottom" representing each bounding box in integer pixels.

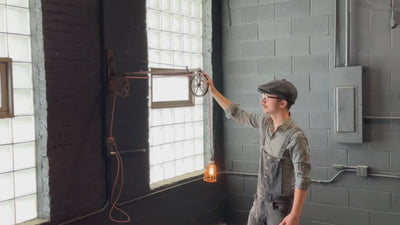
[{"left": 204, "top": 74, "right": 311, "bottom": 225}]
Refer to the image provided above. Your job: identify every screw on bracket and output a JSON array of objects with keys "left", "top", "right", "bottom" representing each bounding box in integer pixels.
[{"left": 107, "top": 137, "right": 116, "bottom": 155}]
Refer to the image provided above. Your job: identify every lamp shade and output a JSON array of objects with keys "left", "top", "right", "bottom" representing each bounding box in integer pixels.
[{"left": 203, "top": 160, "right": 217, "bottom": 182}]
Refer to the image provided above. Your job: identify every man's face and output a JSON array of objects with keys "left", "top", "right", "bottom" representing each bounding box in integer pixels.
[{"left": 260, "top": 93, "right": 283, "bottom": 114}]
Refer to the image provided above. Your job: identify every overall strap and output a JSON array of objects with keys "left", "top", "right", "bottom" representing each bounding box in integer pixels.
[{"left": 278, "top": 127, "right": 301, "bottom": 159}]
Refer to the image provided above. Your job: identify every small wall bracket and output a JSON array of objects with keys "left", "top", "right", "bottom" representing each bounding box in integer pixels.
[{"left": 106, "top": 49, "right": 130, "bottom": 98}]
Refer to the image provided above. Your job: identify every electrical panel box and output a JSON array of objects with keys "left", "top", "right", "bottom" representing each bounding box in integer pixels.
[
  {"left": 336, "top": 86, "right": 356, "bottom": 132},
  {"left": 330, "top": 66, "right": 363, "bottom": 143}
]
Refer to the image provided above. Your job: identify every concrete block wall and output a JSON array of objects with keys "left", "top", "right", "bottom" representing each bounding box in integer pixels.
[{"left": 221, "top": 0, "right": 400, "bottom": 224}]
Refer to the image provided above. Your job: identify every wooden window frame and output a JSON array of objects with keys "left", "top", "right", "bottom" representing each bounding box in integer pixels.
[
  {"left": 150, "top": 68, "right": 195, "bottom": 109},
  {"left": 0, "top": 58, "right": 14, "bottom": 118}
]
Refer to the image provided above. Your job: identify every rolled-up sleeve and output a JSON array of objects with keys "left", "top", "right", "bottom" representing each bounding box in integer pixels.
[
  {"left": 289, "top": 132, "right": 311, "bottom": 190},
  {"left": 224, "top": 103, "right": 263, "bottom": 129}
]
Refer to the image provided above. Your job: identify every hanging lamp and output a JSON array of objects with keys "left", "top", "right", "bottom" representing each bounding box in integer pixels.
[
  {"left": 203, "top": 160, "right": 217, "bottom": 182},
  {"left": 203, "top": 76, "right": 217, "bottom": 183}
]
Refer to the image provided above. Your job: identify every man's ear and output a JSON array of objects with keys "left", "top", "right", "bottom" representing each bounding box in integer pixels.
[{"left": 280, "top": 99, "right": 288, "bottom": 109}]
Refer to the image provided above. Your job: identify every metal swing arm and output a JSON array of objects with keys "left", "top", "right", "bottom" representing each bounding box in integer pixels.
[
  {"left": 123, "top": 68, "right": 202, "bottom": 77},
  {"left": 106, "top": 49, "right": 209, "bottom": 97}
]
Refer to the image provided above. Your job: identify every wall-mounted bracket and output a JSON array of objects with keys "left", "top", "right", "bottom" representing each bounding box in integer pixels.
[{"left": 106, "top": 49, "right": 130, "bottom": 98}]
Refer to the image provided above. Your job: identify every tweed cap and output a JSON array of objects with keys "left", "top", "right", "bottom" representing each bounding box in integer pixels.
[{"left": 257, "top": 79, "right": 298, "bottom": 105}]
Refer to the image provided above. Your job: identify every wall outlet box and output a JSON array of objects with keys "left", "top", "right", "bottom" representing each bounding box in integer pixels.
[{"left": 356, "top": 165, "right": 368, "bottom": 177}]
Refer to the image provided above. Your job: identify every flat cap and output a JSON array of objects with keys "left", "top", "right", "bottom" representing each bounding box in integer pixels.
[{"left": 257, "top": 79, "right": 298, "bottom": 105}]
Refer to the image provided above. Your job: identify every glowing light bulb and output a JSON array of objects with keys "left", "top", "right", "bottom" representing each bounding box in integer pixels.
[
  {"left": 203, "top": 160, "right": 217, "bottom": 183},
  {"left": 209, "top": 167, "right": 214, "bottom": 175}
]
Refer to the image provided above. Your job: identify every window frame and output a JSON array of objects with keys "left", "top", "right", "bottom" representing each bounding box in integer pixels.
[
  {"left": 0, "top": 57, "right": 14, "bottom": 118},
  {"left": 150, "top": 68, "right": 195, "bottom": 109}
]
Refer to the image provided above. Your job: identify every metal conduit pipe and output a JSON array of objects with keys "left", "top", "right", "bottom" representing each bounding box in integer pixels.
[
  {"left": 311, "top": 169, "right": 356, "bottom": 184},
  {"left": 222, "top": 164, "right": 400, "bottom": 183},
  {"left": 110, "top": 148, "right": 146, "bottom": 155},
  {"left": 344, "top": 0, "right": 350, "bottom": 66},
  {"left": 369, "top": 173, "right": 400, "bottom": 179},
  {"left": 220, "top": 169, "right": 356, "bottom": 184},
  {"left": 333, "top": 0, "right": 350, "bottom": 67},
  {"left": 333, "top": 164, "right": 400, "bottom": 179},
  {"left": 364, "top": 116, "right": 400, "bottom": 120}
]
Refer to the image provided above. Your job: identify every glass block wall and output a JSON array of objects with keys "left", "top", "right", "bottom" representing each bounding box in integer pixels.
[
  {"left": 146, "top": 0, "right": 204, "bottom": 184},
  {"left": 0, "top": 0, "right": 37, "bottom": 224}
]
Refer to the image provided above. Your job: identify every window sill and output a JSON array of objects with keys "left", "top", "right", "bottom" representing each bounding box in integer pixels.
[
  {"left": 19, "top": 218, "right": 49, "bottom": 225},
  {"left": 150, "top": 169, "right": 204, "bottom": 190}
]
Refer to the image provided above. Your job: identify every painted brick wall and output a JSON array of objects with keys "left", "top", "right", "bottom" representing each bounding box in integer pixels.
[
  {"left": 41, "top": 0, "right": 107, "bottom": 223},
  {"left": 221, "top": 0, "right": 400, "bottom": 224},
  {"left": 40, "top": 0, "right": 225, "bottom": 224}
]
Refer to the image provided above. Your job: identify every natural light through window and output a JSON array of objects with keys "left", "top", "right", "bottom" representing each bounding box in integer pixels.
[
  {"left": 146, "top": 0, "right": 204, "bottom": 184},
  {"left": 152, "top": 75, "right": 189, "bottom": 102},
  {"left": 150, "top": 68, "right": 195, "bottom": 108},
  {"left": 0, "top": 0, "right": 37, "bottom": 224}
]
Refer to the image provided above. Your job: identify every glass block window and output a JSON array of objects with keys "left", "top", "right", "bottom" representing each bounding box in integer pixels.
[
  {"left": 0, "top": 0, "right": 37, "bottom": 224},
  {"left": 146, "top": 0, "right": 204, "bottom": 184}
]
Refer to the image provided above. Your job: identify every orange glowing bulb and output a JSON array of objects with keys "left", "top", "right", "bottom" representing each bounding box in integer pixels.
[
  {"left": 209, "top": 167, "right": 214, "bottom": 175},
  {"left": 203, "top": 161, "right": 217, "bottom": 183}
]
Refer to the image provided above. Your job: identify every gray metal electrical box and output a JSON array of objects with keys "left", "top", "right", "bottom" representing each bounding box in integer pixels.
[
  {"left": 330, "top": 66, "right": 363, "bottom": 143},
  {"left": 336, "top": 85, "right": 356, "bottom": 132}
]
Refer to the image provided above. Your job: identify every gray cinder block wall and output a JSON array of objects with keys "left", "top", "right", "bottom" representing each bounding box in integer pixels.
[{"left": 220, "top": 0, "right": 400, "bottom": 224}]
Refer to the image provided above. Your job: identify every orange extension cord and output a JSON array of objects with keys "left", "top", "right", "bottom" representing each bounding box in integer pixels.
[{"left": 108, "top": 92, "right": 131, "bottom": 223}]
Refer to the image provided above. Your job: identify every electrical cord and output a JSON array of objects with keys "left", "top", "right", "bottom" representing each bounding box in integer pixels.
[
  {"left": 109, "top": 141, "right": 131, "bottom": 223},
  {"left": 207, "top": 91, "right": 214, "bottom": 160},
  {"left": 108, "top": 92, "right": 131, "bottom": 223}
]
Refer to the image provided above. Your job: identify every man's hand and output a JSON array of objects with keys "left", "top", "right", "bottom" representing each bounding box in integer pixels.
[
  {"left": 201, "top": 72, "right": 216, "bottom": 94},
  {"left": 279, "top": 213, "right": 300, "bottom": 225},
  {"left": 279, "top": 188, "right": 307, "bottom": 225},
  {"left": 200, "top": 72, "right": 232, "bottom": 110}
]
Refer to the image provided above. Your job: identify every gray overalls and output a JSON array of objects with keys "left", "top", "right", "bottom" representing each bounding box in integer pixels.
[{"left": 247, "top": 128, "right": 299, "bottom": 225}]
